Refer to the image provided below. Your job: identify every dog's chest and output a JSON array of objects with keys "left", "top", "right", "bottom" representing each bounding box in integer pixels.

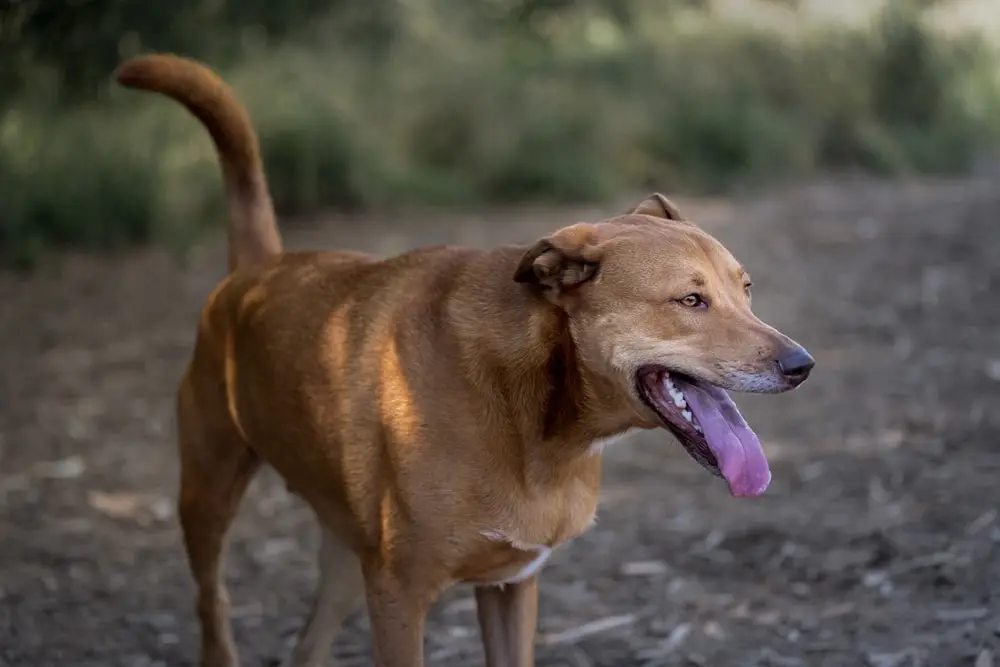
[
  {"left": 465, "top": 482, "right": 598, "bottom": 586},
  {"left": 478, "top": 531, "right": 556, "bottom": 585}
]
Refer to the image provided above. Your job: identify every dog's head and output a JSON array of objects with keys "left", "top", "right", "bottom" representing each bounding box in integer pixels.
[{"left": 515, "top": 193, "right": 814, "bottom": 497}]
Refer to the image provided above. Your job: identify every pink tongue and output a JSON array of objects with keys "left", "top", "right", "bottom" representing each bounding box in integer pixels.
[{"left": 673, "top": 378, "right": 771, "bottom": 497}]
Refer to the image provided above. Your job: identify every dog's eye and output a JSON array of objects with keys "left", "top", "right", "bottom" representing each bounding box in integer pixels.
[
  {"left": 744, "top": 282, "right": 752, "bottom": 295},
  {"left": 679, "top": 294, "right": 706, "bottom": 308}
]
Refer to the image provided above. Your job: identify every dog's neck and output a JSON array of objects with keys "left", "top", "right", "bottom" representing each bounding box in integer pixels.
[{"left": 455, "top": 247, "right": 640, "bottom": 487}]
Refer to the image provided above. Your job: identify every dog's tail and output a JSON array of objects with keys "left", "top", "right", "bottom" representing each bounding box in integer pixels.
[{"left": 114, "top": 54, "right": 281, "bottom": 272}]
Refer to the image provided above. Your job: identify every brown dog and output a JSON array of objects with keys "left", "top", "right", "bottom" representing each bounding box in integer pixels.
[{"left": 115, "top": 54, "right": 814, "bottom": 667}]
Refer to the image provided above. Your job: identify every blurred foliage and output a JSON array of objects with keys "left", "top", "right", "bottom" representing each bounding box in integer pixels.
[{"left": 2, "top": 0, "right": 1000, "bottom": 268}]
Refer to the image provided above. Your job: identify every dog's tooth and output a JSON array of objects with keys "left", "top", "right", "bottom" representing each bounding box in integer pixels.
[
  {"left": 662, "top": 377, "right": 690, "bottom": 409},
  {"left": 694, "top": 424, "right": 703, "bottom": 434},
  {"left": 669, "top": 388, "right": 687, "bottom": 406},
  {"left": 682, "top": 409, "right": 693, "bottom": 422}
]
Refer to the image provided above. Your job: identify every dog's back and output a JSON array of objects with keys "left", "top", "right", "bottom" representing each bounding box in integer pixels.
[
  {"left": 116, "top": 55, "right": 534, "bottom": 548},
  {"left": 187, "top": 244, "right": 497, "bottom": 530}
]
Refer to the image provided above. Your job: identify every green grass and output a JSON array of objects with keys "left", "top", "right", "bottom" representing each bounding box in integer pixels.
[{"left": 2, "top": 1, "right": 999, "bottom": 268}]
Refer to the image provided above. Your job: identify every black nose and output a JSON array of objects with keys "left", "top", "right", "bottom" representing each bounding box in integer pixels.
[{"left": 777, "top": 346, "right": 815, "bottom": 383}]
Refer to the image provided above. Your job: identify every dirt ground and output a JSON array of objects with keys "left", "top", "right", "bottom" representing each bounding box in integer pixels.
[{"left": 2, "top": 175, "right": 999, "bottom": 667}]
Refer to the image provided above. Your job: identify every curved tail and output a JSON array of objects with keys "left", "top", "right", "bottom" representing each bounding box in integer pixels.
[{"left": 115, "top": 53, "right": 282, "bottom": 272}]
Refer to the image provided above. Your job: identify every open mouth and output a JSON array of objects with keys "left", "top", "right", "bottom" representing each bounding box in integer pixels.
[{"left": 636, "top": 366, "right": 771, "bottom": 498}]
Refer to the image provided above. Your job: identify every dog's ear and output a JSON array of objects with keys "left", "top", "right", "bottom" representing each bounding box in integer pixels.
[
  {"left": 514, "top": 223, "right": 602, "bottom": 291},
  {"left": 630, "top": 193, "right": 686, "bottom": 222}
]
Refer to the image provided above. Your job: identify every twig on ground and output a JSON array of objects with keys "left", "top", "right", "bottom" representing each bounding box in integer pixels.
[
  {"left": 932, "top": 607, "right": 988, "bottom": 623},
  {"left": 539, "top": 614, "right": 637, "bottom": 646},
  {"left": 635, "top": 622, "right": 691, "bottom": 660},
  {"left": 563, "top": 645, "right": 595, "bottom": 667}
]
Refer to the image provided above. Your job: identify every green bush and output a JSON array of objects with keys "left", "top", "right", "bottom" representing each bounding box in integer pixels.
[
  {"left": 2, "top": 0, "right": 999, "bottom": 268},
  {"left": 0, "top": 110, "right": 160, "bottom": 269}
]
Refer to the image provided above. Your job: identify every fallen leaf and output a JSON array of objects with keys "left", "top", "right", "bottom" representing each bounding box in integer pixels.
[
  {"left": 87, "top": 490, "right": 172, "bottom": 524},
  {"left": 620, "top": 560, "right": 669, "bottom": 577},
  {"left": 35, "top": 456, "right": 86, "bottom": 480},
  {"left": 88, "top": 491, "right": 143, "bottom": 519}
]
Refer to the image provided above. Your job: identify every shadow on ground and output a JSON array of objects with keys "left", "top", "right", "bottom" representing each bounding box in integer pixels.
[{"left": 2, "top": 175, "right": 999, "bottom": 666}]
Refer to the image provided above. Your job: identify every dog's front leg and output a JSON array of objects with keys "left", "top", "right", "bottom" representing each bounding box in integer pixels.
[
  {"left": 474, "top": 577, "right": 539, "bottom": 667},
  {"left": 364, "top": 564, "right": 434, "bottom": 667}
]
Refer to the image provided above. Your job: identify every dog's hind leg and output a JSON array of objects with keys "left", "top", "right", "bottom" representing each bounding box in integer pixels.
[
  {"left": 177, "top": 373, "right": 260, "bottom": 667},
  {"left": 282, "top": 528, "right": 365, "bottom": 667}
]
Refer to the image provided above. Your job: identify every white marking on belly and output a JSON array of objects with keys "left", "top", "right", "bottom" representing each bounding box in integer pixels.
[
  {"left": 481, "top": 530, "right": 554, "bottom": 585},
  {"left": 588, "top": 429, "right": 637, "bottom": 456}
]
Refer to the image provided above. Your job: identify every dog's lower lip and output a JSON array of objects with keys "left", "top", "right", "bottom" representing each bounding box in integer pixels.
[{"left": 635, "top": 366, "right": 722, "bottom": 478}]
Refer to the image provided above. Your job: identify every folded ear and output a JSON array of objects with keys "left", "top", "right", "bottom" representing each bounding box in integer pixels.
[
  {"left": 630, "top": 193, "right": 686, "bottom": 222},
  {"left": 514, "top": 223, "right": 602, "bottom": 291}
]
